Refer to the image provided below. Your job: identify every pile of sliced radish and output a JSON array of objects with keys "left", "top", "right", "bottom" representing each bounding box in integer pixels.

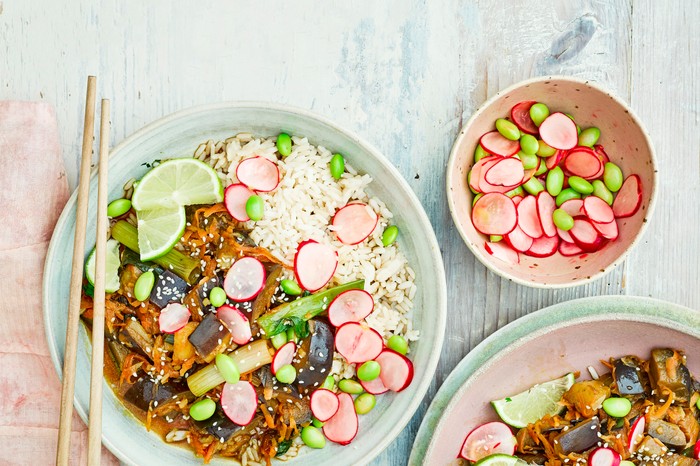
[
  {"left": 223, "top": 256, "right": 266, "bottom": 302},
  {"left": 294, "top": 240, "right": 338, "bottom": 292},
  {"left": 159, "top": 303, "right": 191, "bottom": 333},
  {"left": 459, "top": 421, "right": 517, "bottom": 461},
  {"left": 224, "top": 156, "right": 280, "bottom": 221}
]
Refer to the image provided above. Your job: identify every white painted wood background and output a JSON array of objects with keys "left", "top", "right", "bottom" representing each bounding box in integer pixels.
[{"left": 1, "top": 0, "right": 698, "bottom": 464}]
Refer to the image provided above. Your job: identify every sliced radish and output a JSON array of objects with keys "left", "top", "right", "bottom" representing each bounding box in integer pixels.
[
  {"left": 612, "top": 175, "right": 642, "bottom": 218},
  {"left": 570, "top": 217, "right": 606, "bottom": 253},
  {"left": 376, "top": 348, "right": 414, "bottom": 392},
  {"left": 485, "top": 241, "right": 519, "bottom": 265},
  {"left": 472, "top": 193, "right": 517, "bottom": 236},
  {"left": 511, "top": 195, "right": 524, "bottom": 206},
  {"left": 332, "top": 203, "right": 378, "bottom": 245},
  {"left": 524, "top": 235, "right": 559, "bottom": 258},
  {"left": 583, "top": 196, "right": 615, "bottom": 224},
  {"left": 517, "top": 195, "right": 543, "bottom": 238},
  {"left": 564, "top": 147, "right": 603, "bottom": 179},
  {"left": 588, "top": 447, "right": 621, "bottom": 466},
  {"left": 510, "top": 101, "right": 539, "bottom": 135},
  {"left": 359, "top": 374, "right": 389, "bottom": 395},
  {"left": 235, "top": 156, "right": 280, "bottom": 192},
  {"left": 504, "top": 225, "right": 534, "bottom": 253},
  {"left": 223, "top": 256, "right": 266, "bottom": 302},
  {"left": 294, "top": 240, "right": 338, "bottom": 292},
  {"left": 536, "top": 192, "right": 557, "bottom": 237},
  {"left": 560, "top": 199, "right": 585, "bottom": 218},
  {"left": 557, "top": 227, "right": 574, "bottom": 243},
  {"left": 539, "top": 113, "right": 578, "bottom": 150},
  {"left": 217, "top": 305, "right": 253, "bottom": 345},
  {"left": 221, "top": 380, "right": 257, "bottom": 426},
  {"left": 323, "top": 392, "right": 358, "bottom": 445},
  {"left": 693, "top": 439, "right": 700, "bottom": 460},
  {"left": 459, "top": 421, "right": 516, "bottom": 462},
  {"left": 479, "top": 158, "right": 521, "bottom": 194},
  {"left": 628, "top": 416, "right": 646, "bottom": 453},
  {"left": 271, "top": 341, "right": 296, "bottom": 375},
  {"left": 158, "top": 303, "right": 191, "bottom": 334},
  {"left": 327, "top": 289, "right": 374, "bottom": 327},
  {"left": 522, "top": 167, "right": 537, "bottom": 184},
  {"left": 309, "top": 388, "right": 340, "bottom": 422},
  {"left": 594, "top": 144, "right": 610, "bottom": 164},
  {"left": 545, "top": 150, "right": 566, "bottom": 170},
  {"left": 484, "top": 157, "right": 524, "bottom": 187},
  {"left": 470, "top": 156, "right": 499, "bottom": 193},
  {"left": 334, "top": 322, "right": 383, "bottom": 364},
  {"left": 559, "top": 241, "right": 584, "bottom": 257},
  {"left": 224, "top": 184, "right": 255, "bottom": 222},
  {"left": 592, "top": 219, "right": 619, "bottom": 240},
  {"left": 480, "top": 131, "right": 520, "bottom": 157}
]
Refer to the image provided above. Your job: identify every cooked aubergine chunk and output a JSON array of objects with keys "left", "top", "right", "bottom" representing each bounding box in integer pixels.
[
  {"left": 293, "top": 319, "right": 334, "bottom": 394},
  {"left": 553, "top": 417, "right": 601, "bottom": 455},
  {"left": 194, "top": 406, "right": 242, "bottom": 442},
  {"left": 613, "top": 356, "right": 646, "bottom": 395},
  {"left": 150, "top": 270, "right": 188, "bottom": 308},
  {"left": 636, "top": 435, "right": 668, "bottom": 456},
  {"left": 649, "top": 348, "right": 694, "bottom": 404},
  {"left": 123, "top": 377, "right": 191, "bottom": 412},
  {"left": 648, "top": 419, "right": 688, "bottom": 448},
  {"left": 188, "top": 311, "right": 229, "bottom": 359}
]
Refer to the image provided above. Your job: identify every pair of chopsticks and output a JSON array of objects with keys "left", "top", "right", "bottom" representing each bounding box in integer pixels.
[{"left": 56, "top": 76, "right": 111, "bottom": 465}]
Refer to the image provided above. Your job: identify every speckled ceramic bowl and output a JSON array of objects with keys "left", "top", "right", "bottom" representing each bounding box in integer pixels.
[
  {"left": 42, "top": 103, "right": 447, "bottom": 466},
  {"left": 409, "top": 296, "right": 700, "bottom": 465},
  {"left": 446, "top": 76, "right": 657, "bottom": 288}
]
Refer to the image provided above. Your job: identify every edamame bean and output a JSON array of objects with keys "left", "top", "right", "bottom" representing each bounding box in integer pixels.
[
  {"left": 280, "top": 279, "right": 302, "bottom": 296},
  {"left": 245, "top": 195, "right": 264, "bottom": 221},
  {"left": 321, "top": 375, "right": 335, "bottom": 390},
  {"left": 620, "top": 461, "right": 635, "bottom": 466},
  {"left": 209, "top": 286, "right": 226, "bottom": 307},
  {"left": 552, "top": 209, "right": 574, "bottom": 231},
  {"left": 354, "top": 393, "right": 376, "bottom": 414},
  {"left": 556, "top": 188, "right": 582, "bottom": 206},
  {"left": 472, "top": 193, "right": 483, "bottom": 206},
  {"left": 474, "top": 144, "right": 487, "bottom": 162},
  {"left": 568, "top": 176, "right": 594, "bottom": 195},
  {"left": 215, "top": 353, "right": 240, "bottom": 384},
  {"left": 338, "top": 379, "right": 364, "bottom": 394},
  {"left": 330, "top": 153, "right": 345, "bottom": 180},
  {"left": 578, "top": 127, "right": 600, "bottom": 147},
  {"left": 592, "top": 180, "right": 614, "bottom": 205},
  {"left": 506, "top": 186, "right": 525, "bottom": 198},
  {"left": 518, "top": 151, "right": 538, "bottom": 170},
  {"left": 519, "top": 134, "right": 539, "bottom": 155},
  {"left": 387, "top": 334, "right": 408, "bottom": 355},
  {"left": 312, "top": 417, "right": 325, "bottom": 428},
  {"left": 546, "top": 166, "right": 565, "bottom": 197},
  {"left": 189, "top": 398, "right": 216, "bottom": 421},
  {"left": 382, "top": 225, "right": 399, "bottom": 246},
  {"left": 277, "top": 133, "right": 292, "bottom": 157},
  {"left": 696, "top": 398, "right": 700, "bottom": 410},
  {"left": 467, "top": 171, "right": 478, "bottom": 194},
  {"left": 107, "top": 198, "right": 132, "bottom": 218},
  {"left": 529, "top": 103, "right": 550, "bottom": 126},
  {"left": 523, "top": 178, "right": 545, "bottom": 196},
  {"left": 270, "top": 332, "right": 288, "bottom": 350},
  {"left": 534, "top": 160, "right": 548, "bottom": 176},
  {"left": 490, "top": 235, "right": 502, "bottom": 243},
  {"left": 603, "top": 162, "right": 623, "bottom": 192},
  {"left": 602, "top": 397, "right": 632, "bottom": 418},
  {"left": 275, "top": 364, "right": 297, "bottom": 384},
  {"left": 496, "top": 118, "right": 520, "bottom": 141},
  {"left": 536, "top": 140, "right": 557, "bottom": 157},
  {"left": 301, "top": 425, "right": 326, "bottom": 449},
  {"left": 357, "top": 361, "right": 381, "bottom": 381},
  {"left": 134, "top": 271, "right": 155, "bottom": 302}
]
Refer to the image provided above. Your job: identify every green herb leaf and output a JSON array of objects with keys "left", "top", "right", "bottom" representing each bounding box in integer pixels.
[
  {"left": 83, "top": 282, "right": 95, "bottom": 298},
  {"left": 276, "top": 439, "right": 293, "bottom": 457}
]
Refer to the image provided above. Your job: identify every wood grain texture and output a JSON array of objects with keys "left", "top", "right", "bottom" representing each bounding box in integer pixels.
[{"left": 0, "top": 1, "right": 697, "bottom": 465}]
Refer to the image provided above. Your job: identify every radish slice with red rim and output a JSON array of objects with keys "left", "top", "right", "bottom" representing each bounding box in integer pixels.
[
  {"left": 557, "top": 227, "right": 574, "bottom": 244},
  {"left": 334, "top": 322, "right": 383, "bottom": 363},
  {"left": 159, "top": 303, "right": 191, "bottom": 333},
  {"left": 327, "top": 289, "right": 374, "bottom": 327},
  {"left": 469, "top": 155, "right": 499, "bottom": 193},
  {"left": 309, "top": 388, "right": 340, "bottom": 422},
  {"left": 524, "top": 235, "right": 559, "bottom": 258},
  {"left": 479, "top": 158, "right": 521, "bottom": 194},
  {"left": 359, "top": 374, "right": 389, "bottom": 395},
  {"left": 536, "top": 192, "right": 557, "bottom": 237},
  {"left": 628, "top": 416, "right": 646, "bottom": 453},
  {"left": 539, "top": 113, "right": 578, "bottom": 150},
  {"left": 583, "top": 196, "right": 615, "bottom": 224},
  {"left": 560, "top": 199, "right": 585, "bottom": 218},
  {"left": 224, "top": 256, "right": 266, "bottom": 302},
  {"left": 271, "top": 341, "right": 296, "bottom": 375},
  {"left": 484, "top": 157, "right": 524, "bottom": 187},
  {"left": 294, "top": 240, "right": 338, "bottom": 292},
  {"left": 693, "top": 439, "right": 700, "bottom": 460},
  {"left": 480, "top": 131, "right": 520, "bottom": 157},
  {"left": 564, "top": 147, "right": 603, "bottom": 179},
  {"left": 332, "top": 203, "right": 378, "bottom": 245},
  {"left": 545, "top": 150, "right": 566, "bottom": 170},
  {"left": 593, "top": 144, "right": 610, "bottom": 164},
  {"left": 588, "top": 447, "right": 621, "bottom": 466},
  {"left": 570, "top": 217, "right": 606, "bottom": 252},
  {"left": 224, "top": 184, "right": 255, "bottom": 222},
  {"left": 592, "top": 219, "right": 619, "bottom": 240},
  {"left": 217, "top": 305, "right": 253, "bottom": 345},
  {"left": 376, "top": 348, "right": 414, "bottom": 392},
  {"left": 472, "top": 193, "right": 517, "bottom": 236},
  {"left": 559, "top": 241, "right": 584, "bottom": 257},
  {"left": 459, "top": 421, "right": 517, "bottom": 461},
  {"left": 323, "top": 392, "right": 358, "bottom": 445},
  {"left": 221, "top": 380, "right": 257, "bottom": 426},
  {"left": 511, "top": 196, "right": 524, "bottom": 206},
  {"left": 510, "top": 100, "right": 539, "bottom": 135},
  {"left": 235, "top": 156, "right": 280, "bottom": 192},
  {"left": 517, "top": 195, "right": 543, "bottom": 239},
  {"left": 522, "top": 167, "right": 537, "bottom": 184},
  {"left": 612, "top": 175, "right": 642, "bottom": 218},
  {"left": 485, "top": 241, "right": 519, "bottom": 265},
  {"left": 504, "top": 225, "right": 534, "bottom": 253}
]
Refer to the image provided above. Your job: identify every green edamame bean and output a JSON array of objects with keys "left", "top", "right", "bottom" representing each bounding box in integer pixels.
[
  {"left": 382, "top": 225, "right": 399, "bottom": 246},
  {"left": 556, "top": 188, "right": 582, "bottom": 206},
  {"left": 523, "top": 178, "right": 545, "bottom": 196},
  {"left": 321, "top": 375, "right": 335, "bottom": 390},
  {"left": 354, "top": 393, "right": 376, "bottom": 414},
  {"left": 696, "top": 398, "right": 700, "bottom": 410},
  {"left": 578, "top": 127, "right": 600, "bottom": 147},
  {"left": 529, "top": 103, "right": 550, "bottom": 126},
  {"left": 552, "top": 209, "right": 574, "bottom": 231},
  {"left": 568, "top": 176, "right": 594, "bottom": 195},
  {"left": 620, "top": 461, "right": 635, "bottom": 466},
  {"left": 467, "top": 171, "right": 478, "bottom": 194},
  {"left": 387, "top": 334, "right": 408, "bottom": 355},
  {"left": 245, "top": 195, "right": 264, "bottom": 221},
  {"left": 474, "top": 144, "right": 487, "bottom": 162},
  {"left": 546, "top": 166, "right": 565, "bottom": 197},
  {"left": 506, "top": 186, "right": 524, "bottom": 198},
  {"left": 495, "top": 118, "right": 520, "bottom": 141},
  {"left": 275, "top": 364, "right": 297, "bottom": 384},
  {"left": 565, "top": 113, "right": 581, "bottom": 134},
  {"left": 519, "top": 134, "right": 539, "bottom": 155},
  {"left": 472, "top": 193, "right": 483, "bottom": 206},
  {"left": 301, "top": 425, "right": 326, "bottom": 449},
  {"left": 280, "top": 279, "right": 302, "bottom": 296},
  {"left": 276, "top": 133, "right": 293, "bottom": 157},
  {"left": 270, "top": 332, "right": 288, "bottom": 349},
  {"left": 215, "top": 353, "right": 240, "bottom": 384},
  {"left": 534, "top": 160, "right": 548, "bottom": 176},
  {"left": 209, "top": 286, "right": 226, "bottom": 307},
  {"left": 107, "top": 198, "right": 132, "bottom": 218},
  {"left": 338, "top": 379, "right": 364, "bottom": 394},
  {"left": 602, "top": 397, "right": 632, "bottom": 418},
  {"left": 357, "top": 361, "right": 381, "bottom": 381},
  {"left": 536, "top": 140, "right": 557, "bottom": 157},
  {"left": 312, "top": 417, "right": 325, "bottom": 428},
  {"left": 603, "top": 162, "right": 623, "bottom": 192},
  {"left": 518, "top": 151, "right": 538, "bottom": 170},
  {"left": 189, "top": 398, "right": 216, "bottom": 421},
  {"left": 490, "top": 235, "right": 502, "bottom": 243},
  {"left": 330, "top": 153, "right": 345, "bottom": 180},
  {"left": 134, "top": 271, "right": 155, "bottom": 302},
  {"left": 592, "top": 180, "right": 614, "bottom": 205}
]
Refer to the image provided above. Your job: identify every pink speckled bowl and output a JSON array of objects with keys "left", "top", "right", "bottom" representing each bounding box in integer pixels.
[{"left": 446, "top": 76, "right": 657, "bottom": 288}]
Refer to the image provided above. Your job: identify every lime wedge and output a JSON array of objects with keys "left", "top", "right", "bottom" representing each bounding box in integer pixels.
[
  {"left": 136, "top": 207, "right": 186, "bottom": 261},
  {"left": 131, "top": 158, "right": 223, "bottom": 211},
  {"left": 474, "top": 454, "right": 527, "bottom": 466},
  {"left": 491, "top": 373, "right": 575, "bottom": 428},
  {"left": 85, "top": 238, "right": 121, "bottom": 293}
]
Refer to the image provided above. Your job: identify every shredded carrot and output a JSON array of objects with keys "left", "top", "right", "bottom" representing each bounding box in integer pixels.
[
  {"left": 260, "top": 403, "right": 275, "bottom": 428},
  {"left": 179, "top": 356, "right": 197, "bottom": 376},
  {"left": 202, "top": 203, "right": 227, "bottom": 218},
  {"left": 203, "top": 441, "right": 218, "bottom": 463},
  {"left": 119, "top": 353, "right": 149, "bottom": 386}
]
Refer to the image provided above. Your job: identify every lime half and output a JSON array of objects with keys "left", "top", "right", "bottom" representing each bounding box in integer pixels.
[
  {"left": 491, "top": 372, "right": 575, "bottom": 428},
  {"left": 475, "top": 454, "right": 527, "bottom": 466},
  {"left": 136, "top": 207, "right": 186, "bottom": 261},
  {"left": 131, "top": 158, "right": 223, "bottom": 211},
  {"left": 85, "top": 238, "right": 121, "bottom": 293}
]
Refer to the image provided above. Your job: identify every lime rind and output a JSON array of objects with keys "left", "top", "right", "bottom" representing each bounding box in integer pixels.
[
  {"left": 85, "top": 238, "right": 121, "bottom": 293},
  {"left": 474, "top": 454, "right": 528, "bottom": 466},
  {"left": 136, "top": 207, "right": 187, "bottom": 261}
]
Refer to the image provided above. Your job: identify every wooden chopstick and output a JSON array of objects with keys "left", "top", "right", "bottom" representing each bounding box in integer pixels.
[
  {"left": 56, "top": 76, "right": 97, "bottom": 466},
  {"left": 87, "top": 98, "right": 110, "bottom": 465}
]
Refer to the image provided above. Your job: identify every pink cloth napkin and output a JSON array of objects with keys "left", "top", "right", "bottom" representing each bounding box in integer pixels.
[{"left": 0, "top": 101, "right": 118, "bottom": 465}]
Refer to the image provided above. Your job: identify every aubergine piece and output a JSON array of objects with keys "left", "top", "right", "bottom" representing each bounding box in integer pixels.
[
  {"left": 123, "top": 377, "right": 191, "bottom": 412},
  {"left": 149, "top": 270, "right": 189, "bottom": 308},
  {"left": 182, "top": 275, "right": 220, "bottom": 318},
  {"left": 613, "top": 356, "right": 646, "bottom": 395},
  {"left": 188, "top": 312, "right": 229, "bottom": 359},
  {"left": 118, "top": 318, "right": 155, "bottom": 359},
  {"left": 293, "top": 319, "right": 334, "bottom": 395},
  {"left": 516, "top": 427, "right": 541, "bottom": 453},
  {"left": 194, "top": 406, "right": 242, "bottom": 442},
  {"left": 636, "top": 435, "right": 668, "bottom": 456},
  {"left": 649, "top": 348, "right": 694, "bottom": 404},
  {"left": 518, "top": 454, "right": 548, "bottom": 465},
  {"left": 667, "top": 406, "right": 700, "bottom": 446},
  {"left": 648, "top": 419, "right": 687, "bottom": 448},
  {"left": 553, "top": 417, "right": 601, "bottom": 455}
]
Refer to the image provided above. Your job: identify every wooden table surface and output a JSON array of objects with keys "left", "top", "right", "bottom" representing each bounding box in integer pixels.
[{"left": 2, "top": 1, "right": 698, "bottom": 464}]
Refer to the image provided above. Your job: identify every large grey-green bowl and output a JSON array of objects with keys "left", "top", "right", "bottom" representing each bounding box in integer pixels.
[{"left": 42, "top": 103, "right": 446, "bottom": 465}]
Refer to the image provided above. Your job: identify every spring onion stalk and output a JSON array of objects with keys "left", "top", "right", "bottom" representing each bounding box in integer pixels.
[{"left": 111, "top": 220, "right": 200, "bottom": 284}]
